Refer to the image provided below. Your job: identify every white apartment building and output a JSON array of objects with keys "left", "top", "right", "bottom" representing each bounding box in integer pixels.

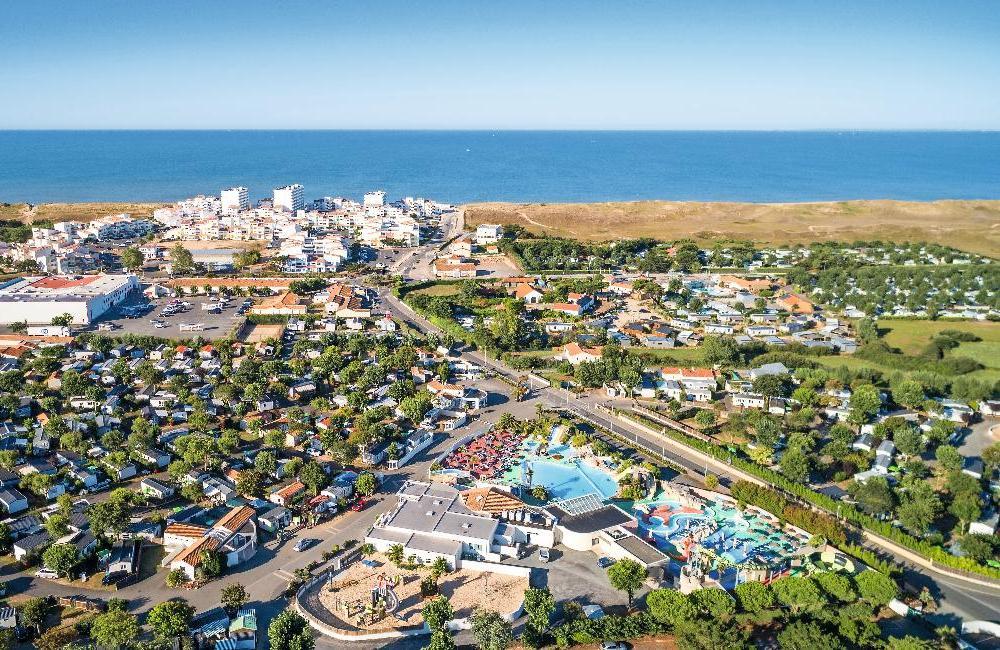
[
  {"left": 476, "top": 224, "right": 504, "bottom": 245},
  {"left": 221, "top": 186, "right": 250, "bottom": 212},
  {"left": 273, "top": 184, "right": 304, "bottom": 212},
  {"left": 364, "top": 190, "right": 386, "bottom": 208}
]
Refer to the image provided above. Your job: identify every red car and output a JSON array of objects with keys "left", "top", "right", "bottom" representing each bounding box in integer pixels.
[{"left": 350, "top": 498, "right": 368, "bottom": 512}]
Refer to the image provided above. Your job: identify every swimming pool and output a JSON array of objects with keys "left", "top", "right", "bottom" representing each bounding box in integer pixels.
[
  {"left": 498, "top": 430, "right": 620, "bottom": 501},
  {"left": 523, "top": 458, "right": 619, "bottom": 501}
]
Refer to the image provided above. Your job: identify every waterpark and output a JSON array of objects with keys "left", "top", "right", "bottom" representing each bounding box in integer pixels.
[
  {"left": 629, "top": 484, "right": 819, "bottom": 590},
  {"left": 432, "top": 424, "right": 843, "bottom": 592}
]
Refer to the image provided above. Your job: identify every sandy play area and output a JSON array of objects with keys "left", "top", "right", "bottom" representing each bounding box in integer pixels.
[{"left": 318, "top": 554, "right": 528, "bottom": 631}]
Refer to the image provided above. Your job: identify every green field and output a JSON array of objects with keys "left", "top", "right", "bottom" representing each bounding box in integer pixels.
[
  {"left": 818, "top": 319, "right": 1000, "bottom": 384},
  {"left": 409, "top": 284, "right": 461, "bottom": 297}
]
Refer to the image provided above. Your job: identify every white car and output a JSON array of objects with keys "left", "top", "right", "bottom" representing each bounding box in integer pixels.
[{"left": 35, "top": 568, "right": 58, "bottom": 579}]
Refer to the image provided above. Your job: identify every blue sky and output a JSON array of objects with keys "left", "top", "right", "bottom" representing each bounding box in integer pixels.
[{"left": 1, "top": 1, "right": 998, "bottom": 129}]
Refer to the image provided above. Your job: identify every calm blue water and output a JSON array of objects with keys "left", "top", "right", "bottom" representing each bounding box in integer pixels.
[{"left": 1, "top": 130, "right": 998, "bottom": 204}]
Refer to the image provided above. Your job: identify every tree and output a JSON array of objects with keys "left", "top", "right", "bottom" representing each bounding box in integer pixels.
[
  {"left": 780, "top": 445, "right": 811, "bottom": 484},
  {"left": 255, "top": 450, "right": 278, "bottom": 477},
  {"left": 897, "top": 481, "right": 941, "bottom": 535},
  {"left": 181, "top": 482, "right": 204, "bottom": 504},
  {"left": 733, "top": 581, "right": 775, "bottom": 613},
  {"left": 268, "top": 610, "right": 314, "bottom": 650},
  {"left": 120, "top": 247, "right": 145, "bottom": 271},
  {"left": 43, "top": 543, "right": 81, "bottom": 579},
  {"left": 887, "top": 636, "right": 938, "bottom": 650},
  {"left": 170, "top": 244, "right": 195, "bottom": 274},
  {"left": 690, "top": 587, "right": 735, "bottom": 618},
  {"left": 50, "top": 313, "right": 73, "bottom": 327},
  {"left": 198, "top": 548, "right": 226, "bottom": 579},
  {"left": 44, "top": 513, "right": 71, "bottom": 539},
  {"left": 221, "top": 582, "right": 250, "bottom": 614},
  {"left": 422, "top": 595, "right": 454, "bottom": 632},
  {"left": 935, "top": 445, "right": 963, "bottom": 473},
  {"left": 983, "top": 442, "right": 1000, "bottom": 475},
  {"left": 90, "top": 610, "right": 140, "bottom": 649},
  {"left": 299, "top": 460, "right": 328, "bottom": 495},
  {"left": 813, "top": 571, "right": 858, "bottom": 603},
  {"left": 848, "top": 384, "right": 881, "bottom": 426},
  {"left": 646, "top": 588, "right": 697, "bottom": 626},
  {"left": 848, "top": 476, "right": 896, "bottom": 516},
  {"left": 18, "top": 597, "right": 50, "bottom": 633},
  {"left": 427, "top": 629, "right": 456, "bottom": 650},
  {"left": 146, "top": 599, "right": 194, "bottom": 639},
  {"left": 606, "top": 558, "right": 646, "bottom": 607},
  {"left": 386, "top": 544, "right": 405, "bottom": 566},
  {"left": 522, "top": 587, "right": 556, "bottom": 635},
  {"left": 674, "top": 618, "right": 750, "bottom": 650},
  {"left": 958, "top": 534, "right": 995, "bottom": 563},
  {"left": 355, "top": 472, "right": 377, "bottom": 497},
  {"left": 35, "top": 626, "right": 77, "bottom": 650},
  {"left": 236, "top": 468, "right": 266, "bottom": 498},
  {"left": 694, "top": 409, "right": 717, "bottom": 428},
  {"left": 771, "top": 576, "right": 824, "bottom": 613},
  {"left": 855, "top": 571, "right": 898, "bottom": 607},
  {"left": 703, "top": 335, "right": 740, "bottom": 366},
  {"left": 166, "top": 568, "right": 190, "bottom": 588},
  {"left": 893, "top": 425, "right": 925, "bottom": 458},
  {"left": 470, "top": 608, "right": 513, "bottom": 650},
  {"left": 777, "top": 620, "right": 842, "bottom": 650},
  {"left": 88, "top": 497, "right": 133, "bottom": 540},
  {"left": 531, "top": 485, "right": 549, "bottom": 501},
  {"left": 892, "top": 380, "right": 926, "bottom": 409}
]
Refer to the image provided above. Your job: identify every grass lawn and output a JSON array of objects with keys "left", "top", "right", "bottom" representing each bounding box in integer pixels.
[
  {"left": 410, "top": 284, "right": 461, "bottom": 297},
  {"left": 878, "top": 319, "right": 1000, "bottom": 356}
]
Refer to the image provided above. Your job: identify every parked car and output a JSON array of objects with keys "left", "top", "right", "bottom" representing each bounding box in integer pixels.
[
  {"left": 597, "top": 557, "right": 616, "bottom": 569},
  {"left": 34, "top": 568, "right": 58, "bottom": 579},
  {"left": 538, "top": 547, "right": 550, "bottom": 562},
  {"left": 293, "top": 539, "right": 316, "bottom": 552},
  {"left": 600, "top": 643, "right": 630, "bottom": 650},
  {"left": 350, "top": 498, "right": 369, "bottom": 512}
]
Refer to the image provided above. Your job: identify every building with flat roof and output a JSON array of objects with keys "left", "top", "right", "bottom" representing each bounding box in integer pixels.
[
  {"left": 366, "top": 481, "right": 555, "bottom": 568},
  {"left": 221, "top": 187, "right": 250, "bottom": 212},
  {"left": 273, "top": 184, "right": 304, "bottom": 212},
  {"left": 0, "top": 274, "right": 138, "bottom": 325}
]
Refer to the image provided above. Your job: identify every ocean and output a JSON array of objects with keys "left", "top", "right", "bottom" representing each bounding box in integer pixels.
[{"left": 1, "top": 130, "right": 998, "bottom": 204}]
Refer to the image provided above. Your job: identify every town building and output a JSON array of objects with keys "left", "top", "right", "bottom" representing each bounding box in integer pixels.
[{"left": 0, "top": 275, "right": 138, "bottom": 325}]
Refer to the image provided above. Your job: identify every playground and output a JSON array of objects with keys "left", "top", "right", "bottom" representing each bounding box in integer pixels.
[
  {"left": 318, "top": 554, "right": 527, "bottom": 632},
  {"left": 630, "top": 486, "right": 812, "bottom": 589}
]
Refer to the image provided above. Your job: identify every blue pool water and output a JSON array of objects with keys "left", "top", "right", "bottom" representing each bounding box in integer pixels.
[{"left": 525, "top": 458, "right": 619, "bottom": 501}]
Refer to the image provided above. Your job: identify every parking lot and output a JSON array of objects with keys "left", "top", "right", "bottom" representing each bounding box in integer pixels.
[{"left": 91, "top": 294, "right": 248, "bottom": 340}]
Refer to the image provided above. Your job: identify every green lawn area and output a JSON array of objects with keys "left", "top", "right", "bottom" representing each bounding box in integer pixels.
[
  {"left": 868, "top": 318, "right": 1000, "bottom": 383},
  {"left": 879, "top": 319, "right": 1000, "bottom": 355},
  {"left": 409, "top": 284, "right": 461, "bottom": 297}
]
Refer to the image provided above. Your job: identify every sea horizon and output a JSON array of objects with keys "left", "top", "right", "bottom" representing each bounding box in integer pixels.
[{"left": 2, "top": 129, "right": 999, "bottom": 205}]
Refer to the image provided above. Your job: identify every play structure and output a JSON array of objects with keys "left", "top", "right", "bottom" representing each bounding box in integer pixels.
[
  {"left": 335, "top": 572, "right": 401, "bottom": 626},
  {"left": 632, "top": 485, "right": 808, "bottom": 590}
]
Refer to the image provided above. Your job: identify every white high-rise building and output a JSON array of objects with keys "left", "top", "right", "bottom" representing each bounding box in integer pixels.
[
  {"left": 274, "top": 184, "right": 304, "bottom": 212},
  {"left": 364, "top": 190, "right": 386, "bottom": 208},
  {"left": 221, "top": 187, "right": 249, "bottom": 212}
]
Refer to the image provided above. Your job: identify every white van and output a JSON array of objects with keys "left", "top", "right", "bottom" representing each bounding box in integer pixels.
[{"left": 538, "top": 547, "right": 550, "bottom": 562}]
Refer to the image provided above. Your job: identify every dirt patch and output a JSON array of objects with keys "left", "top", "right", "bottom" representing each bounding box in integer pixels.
[
  {"left": 318, "top": 554, "right": 527, "bottom": 632},
  {"left": 240, "top": 323, "right": 284, "bottom": 344}
]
